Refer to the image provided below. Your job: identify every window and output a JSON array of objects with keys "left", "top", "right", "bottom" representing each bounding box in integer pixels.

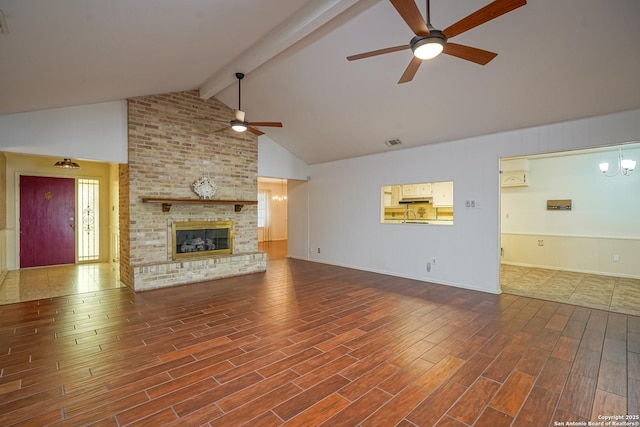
[{"left": 257, "top": 190, "right": 267, "bottom": 227}]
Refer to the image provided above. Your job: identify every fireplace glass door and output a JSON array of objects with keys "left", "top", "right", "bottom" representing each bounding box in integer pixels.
[{"left": 172, "top": 220, "right": 233, "bottom": 259}]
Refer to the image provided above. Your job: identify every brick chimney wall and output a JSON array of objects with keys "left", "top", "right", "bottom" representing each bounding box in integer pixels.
[{"left": 120, "top": 91, "right": 266, "bottom": 291}]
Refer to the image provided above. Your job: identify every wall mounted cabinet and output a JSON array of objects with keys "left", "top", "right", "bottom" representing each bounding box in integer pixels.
[
  {"left": 432, "top": 181, "right": 454, "bottom": 207},
  {"left": 501, "top": 158, "right": 529, "bottom": 187},
  {"left": 501, "top": 170, "right": 528, "bottom": 187}
]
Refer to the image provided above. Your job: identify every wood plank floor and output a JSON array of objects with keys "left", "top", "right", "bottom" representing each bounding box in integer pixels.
[{"left": 0, "top": 257, "right": 638, "bottom": 426}]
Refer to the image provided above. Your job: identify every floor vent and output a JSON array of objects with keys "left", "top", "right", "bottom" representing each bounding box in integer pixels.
[{"left": 385, "top": 138, "right": 402, "bottom": 147}]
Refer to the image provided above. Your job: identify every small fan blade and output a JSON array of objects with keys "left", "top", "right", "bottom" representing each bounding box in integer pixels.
[
  {"left": 247, "top": 127, "right": 265, "bottom": 136},
  {"left": 347, "top": 45, "right": 409, "bottom": 61},
  {"left": 235, "top": 110, "right": 245, "bottom": 121},
  {"left": 249, "top": 122, "right": 283, "bottom": 128},
  {"left": 398, "top": 56, "right": 422, "bottom": 84},
  {"left": 443, "top": 43, "right": 497, "bottom": 65},
  {"left": 443, "top": 0, "right": 526, "bottom": 39},
  {"left": 390, "top": 0, "right": 429, "bottom": 36}
]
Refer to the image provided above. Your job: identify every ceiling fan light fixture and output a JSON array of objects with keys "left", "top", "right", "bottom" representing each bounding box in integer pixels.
[
  {"left": 411, "top": 32, "right": 446, "bottom": 60},
  {"left": 230, "top": 119, "right": 248, "bottom": 132}
]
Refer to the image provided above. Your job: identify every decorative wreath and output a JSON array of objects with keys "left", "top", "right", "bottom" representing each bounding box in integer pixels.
[{"left": 192, "top": 176, "right": 218, "bottom": 200}]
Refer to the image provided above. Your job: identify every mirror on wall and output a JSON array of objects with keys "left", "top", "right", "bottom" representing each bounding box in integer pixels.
[{"left": 381, "top": 181, "right": 454, "bottom": 225}]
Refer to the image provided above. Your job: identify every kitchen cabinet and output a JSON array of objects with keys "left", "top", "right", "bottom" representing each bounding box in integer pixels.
[
  {"left": 501, "top": 158, "right": 529, "bottom": 187},
  {"left": 416, "top": 183, "right": 432, "bottom": 197},
  {"left": 382, "top": 186, "right": 401, "bottom": 207},
  {"left": 402, "top": 183, "right": 432, "bottom": 198},
  {"left": 501, "top": 171, "right": 528, "bottom": 187},
  {"left": 432, "top": 181, "right": 453, "bottom": 207},
  {"left": 402, "top": 184, "right": 417, "bottom": 198}
]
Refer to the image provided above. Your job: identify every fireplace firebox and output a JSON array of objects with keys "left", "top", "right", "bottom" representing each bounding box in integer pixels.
[{"left": 172, "top": 220, "right": 233, "bottom": 260}]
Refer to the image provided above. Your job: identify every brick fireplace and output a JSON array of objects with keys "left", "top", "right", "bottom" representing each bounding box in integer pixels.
[{"left": 120, "top": 91, "right": 266, "bottom": 291}]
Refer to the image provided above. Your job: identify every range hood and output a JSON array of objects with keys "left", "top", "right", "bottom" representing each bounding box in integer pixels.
[{"left": 399, "top": 197, "right": 432, "bottom": 204}]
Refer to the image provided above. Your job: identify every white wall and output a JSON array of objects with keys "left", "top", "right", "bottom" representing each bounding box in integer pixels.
[
  {"left": 502, "top": 147, "right": 640, "bottom": 237},
  {"left": 293, "top": 108, "right": 640, "bottom": 294},
  {"left": 0, "top": 101, "right": 128, "bottom": 164},
  {"left": 258, "top": 135, "right": 310, "bottom": 180}
]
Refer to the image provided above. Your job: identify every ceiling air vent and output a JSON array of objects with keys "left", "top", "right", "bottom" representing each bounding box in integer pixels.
[{"left": 385, "top": 138, "right": 402, "bottom": 147}]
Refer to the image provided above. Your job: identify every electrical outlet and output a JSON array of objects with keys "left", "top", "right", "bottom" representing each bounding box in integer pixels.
[
  {"left": 317, "top": 248, "right": 321, "bottom": 254},
  {"left": 613, "top": 254, "right": 620, "bottom": 262},
  {"left": 427, "top": 262, "right": 431, "bottom": 272}
]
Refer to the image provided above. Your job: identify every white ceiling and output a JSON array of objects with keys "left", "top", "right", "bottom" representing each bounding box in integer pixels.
[{"left": 1, "top": 0, "right": 640, "bottom": 165}]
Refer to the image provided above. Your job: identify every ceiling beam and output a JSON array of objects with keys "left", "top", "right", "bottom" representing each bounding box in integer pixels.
[{"left": 198, "top": 0, "right": 362, "bottom": 99}]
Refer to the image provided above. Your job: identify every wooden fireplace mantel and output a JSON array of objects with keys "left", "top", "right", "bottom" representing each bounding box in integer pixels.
[{"left": 141, "top": 197, "right": 257, "bottom": 212}]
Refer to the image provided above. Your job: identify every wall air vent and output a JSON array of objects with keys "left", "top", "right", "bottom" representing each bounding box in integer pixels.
[
  {"left": 385, "top": 138, "right": 402, "bottom": 147},
  {"left": 0, "top": 10, "right": 8, "bottom": 34}
]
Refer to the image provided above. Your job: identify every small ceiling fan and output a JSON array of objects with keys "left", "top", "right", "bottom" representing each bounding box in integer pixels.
[
  {"left": 226, "top": 72, "right": 283, "bottom": 136},
  {"left": 347, "top": 0, "right": 526, "bottom": 84}
]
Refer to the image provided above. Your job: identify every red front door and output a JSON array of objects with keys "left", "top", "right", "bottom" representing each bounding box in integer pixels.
[{"left": 20, "top": 176, "right": 76, "bottom": 268}]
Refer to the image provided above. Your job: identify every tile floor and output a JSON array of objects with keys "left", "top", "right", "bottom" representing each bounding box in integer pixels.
[
  {"left": 501, "top": 264, "right": 640, "bottom": 316},
  {"left": 0, "top": 263, "right": 124, "bottom": 305}
]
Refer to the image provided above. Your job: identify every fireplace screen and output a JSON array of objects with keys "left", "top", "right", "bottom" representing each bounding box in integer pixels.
[{"left": 172, "top": 220, "right": 232, "bottom": 260}]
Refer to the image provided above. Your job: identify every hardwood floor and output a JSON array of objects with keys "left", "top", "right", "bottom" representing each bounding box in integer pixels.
[
  {"left": 258, "top": 240, "right": 288, "bottom": 261},
  {"left": 0, "top": 253, "right": 638, "bottom": 425}
]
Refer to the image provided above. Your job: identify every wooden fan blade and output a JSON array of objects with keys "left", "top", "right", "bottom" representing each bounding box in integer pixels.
[
  {"left": 347, "top": 45, "right": 410, "bottom": 61},
  {"left": 398, "top": 56, "right": 422, "bottom": 84},
  {"left": 247, "top": 127, "right": 265, "bottom": 136},
  {"left": 249, "top": 122, "right": 283, "bottom": 128},
  {"left": 443, "top": 42, "right": 497, "bottom": 65},
  {"left": 390, "top": 0, "right": 429, "bottom": 36},
  {"left": 443, "top": 0, "right": 526, "bottom": 39}
]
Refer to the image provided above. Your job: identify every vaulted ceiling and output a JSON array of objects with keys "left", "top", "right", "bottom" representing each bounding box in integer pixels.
[{"left": 1, "top": 0, "right": 639, "bottom": 164}]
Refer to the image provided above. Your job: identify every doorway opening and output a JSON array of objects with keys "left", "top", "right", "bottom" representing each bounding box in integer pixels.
[{"left": 499, "top": 142, "right": 640, "bottom": 315}]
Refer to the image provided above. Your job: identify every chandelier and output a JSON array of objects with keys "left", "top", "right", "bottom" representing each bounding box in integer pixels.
[
  {"left": 272, "top": 179, "right": 287, "bottom": 203},
  {"left": 599, "top": 148, "right": 636, "bottom": 177}
]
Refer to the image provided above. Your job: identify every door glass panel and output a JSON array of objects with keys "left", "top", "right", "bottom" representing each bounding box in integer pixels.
[{"left": 78, "top": 178, "right": 100, "bottom": 261}]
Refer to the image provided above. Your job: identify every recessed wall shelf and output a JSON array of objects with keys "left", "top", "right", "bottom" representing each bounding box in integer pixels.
[{"left": 141, "top": 197, "right": 257, "bottom": 212}]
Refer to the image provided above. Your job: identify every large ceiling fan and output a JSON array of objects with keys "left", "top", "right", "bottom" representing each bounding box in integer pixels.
[
  {"left": 347, "top": 0, "right": 526, "bottom": 84},
  {"left": 225, "top": 72, "right": 283, "bottom": 136}
]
